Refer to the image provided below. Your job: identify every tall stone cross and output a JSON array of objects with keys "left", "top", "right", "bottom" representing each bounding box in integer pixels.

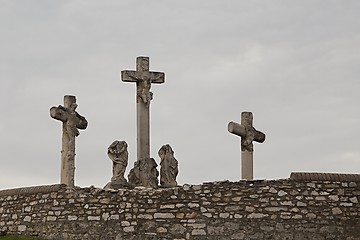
[
  {"left": 50, "top": 95, "right": 88, "bottom": 187},
  {"left": 228, "top": 112, "right": 265, "bottom": 180},
  {"left": 121, "top": 56, "right": 165, "bottom": 160}
]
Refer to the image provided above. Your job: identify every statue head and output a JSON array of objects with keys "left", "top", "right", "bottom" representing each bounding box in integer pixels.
[
  {"left": 158, "top": 144, "right": 174, "bottom": 160},
  {"left": 108, "top": 140, "right": 128, "bottom": 159}
]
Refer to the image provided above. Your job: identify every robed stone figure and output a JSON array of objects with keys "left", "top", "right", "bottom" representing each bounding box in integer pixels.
[{"left": 158, "top": 144, "right": 178, "bottom": 187}]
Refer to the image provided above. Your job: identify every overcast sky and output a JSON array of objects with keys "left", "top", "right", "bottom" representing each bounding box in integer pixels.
[{"left": 1, "top": 1, "right": 359, "bottom": 190}]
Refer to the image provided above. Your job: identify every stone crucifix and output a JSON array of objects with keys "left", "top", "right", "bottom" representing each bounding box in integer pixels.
[
  {"left": 121, "top": 56, "right": 165, "bottom": 160},
  {"left": 228, "top": 112, "right": 265, "bottom": 180},
  {"left": 50, "top": 95, "right": 88, "bottom": 187}
]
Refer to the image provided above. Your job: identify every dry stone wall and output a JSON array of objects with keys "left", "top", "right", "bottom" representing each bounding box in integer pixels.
[{"left": 0, "top": 179, "right": 359, "bottom": 240}]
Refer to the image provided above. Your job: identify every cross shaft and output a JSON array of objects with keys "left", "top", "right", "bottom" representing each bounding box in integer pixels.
[
  {"left": 50, "top": 95, "right": 88, "bottom": 187},
  {"left": 228, "top": 112, "right": 265, "bottom": 180},
  {"left": 121, "top": 57, "right": 165, "bottom": 160}
]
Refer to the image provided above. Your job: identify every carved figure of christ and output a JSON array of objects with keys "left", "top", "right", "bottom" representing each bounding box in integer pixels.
[
  {"left": 228, "top": 112, "right": 266, "bottom": 180},
  {"left": 121, "top": 57, "right": 165, "bottom": 160},
  {"left": 50, "top": 95, "right": 88, "bottom": 187}
]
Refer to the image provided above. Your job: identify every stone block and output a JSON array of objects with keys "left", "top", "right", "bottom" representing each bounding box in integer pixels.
[
  {"left": 247, "top": 213, "right": 268, "bottom": 219},
  {"left": 278, "top": 190, "right": 288, "bottom": 196},
  {"left": 332, "top": 207, "right": 342, "bottom": 215},
  {"left": 17, "top": 225, "right": 26, "bottom": 232},
  {"left": 191, "top": 229, "right": 206, "bottom": 235},
  {"left": 154, "top": 213, "right": 175, "bottom": 219}
]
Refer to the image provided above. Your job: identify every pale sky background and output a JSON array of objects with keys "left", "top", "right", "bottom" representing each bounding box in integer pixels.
[{"left": 1, "top": 1, "right": 359, "bottom": 190}]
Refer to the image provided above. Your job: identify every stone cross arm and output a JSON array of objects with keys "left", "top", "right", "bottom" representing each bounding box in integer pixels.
[
  {"left": 121, "top": 70, "right": 165, "bottom": 84},
  {"left": 228, "top": 121, "right": 265, "bottom": 143},
  {"left": 121, "top": 56, "right": 165, "bottom": 84},
  {"left": 50, "top": 106, "right": 88, "bottom": 130}
]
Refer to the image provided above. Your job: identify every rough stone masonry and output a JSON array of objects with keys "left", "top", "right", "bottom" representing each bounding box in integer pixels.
[{"left": 0, "top": 173, "right": 359, "bottom": 240}]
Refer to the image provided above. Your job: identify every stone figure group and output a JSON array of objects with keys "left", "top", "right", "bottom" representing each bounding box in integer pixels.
[
  {"left": 50, "top": 94, "right": 179, "bottom": 190},
  {"left": 105, "top": 141, "right": 179, "bottom": 190}
]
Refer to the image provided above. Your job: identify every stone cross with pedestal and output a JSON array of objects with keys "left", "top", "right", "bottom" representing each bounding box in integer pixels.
[
  {"left": 228, "top": 112, "right": 265, "bottom": 180},
  {"left": 121, "top": 56, "right": 164, "bottom": 188},
  {"left": 50, "top": 95, "right": 88, "bottom": 187}
]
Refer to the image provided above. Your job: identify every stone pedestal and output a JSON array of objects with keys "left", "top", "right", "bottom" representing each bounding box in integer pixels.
[{"left": 128, "top": 158, "right": 159, "bottom": 189}]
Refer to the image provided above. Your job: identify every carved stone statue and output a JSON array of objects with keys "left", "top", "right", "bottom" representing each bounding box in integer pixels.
[
  {"left": 109, "top": 141, "right": 128, "bottom": 182},
  {"left": 158, "top": 144, "right": 178, "bottom": 187},
  {"left": 128, "top": 161, "right": 141, "bottom": 186},
  {"left": 137, "top": 77, "right": 153, "bottom": 106},
  {"left": 104, "top": 140, "right": 129, "bottom": 190},
  {"left": 128, "top": 158, "right": 159, "bottom": 189}
]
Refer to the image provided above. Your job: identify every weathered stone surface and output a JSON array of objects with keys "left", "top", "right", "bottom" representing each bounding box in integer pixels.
[
  {"left": 247, "top": 213, "right": 268, "bottom": 219},
  {"left": 154, "top": 213, "right": 175, "bottom": 219},
  {"left": 104, "top": 140, "right": 130, "bottom": 190},
  {"left": 290, "top": 172, "right": 360, "bottom": 181},
  {"left": 278, "top": 190, "right": 288, "bottom": 196},
  {"left": 50, "top": 95, "right": 88, "bottom": 187},
  {"left": 128, "top": 158, "right": 159, "bottom": 188},
  {"left": 121, "top": 56, "right": 165, "bottom": 161},
  {"left": 108, "top": 140, "right": 129, "bottom": 183},
  {"left": 158, "top": 144, "right": 179, "bottom": 187},
  {"left": 0, "top": 184, "right": 66, "bottom": 197},
  {"left": 228, "top": 112, "right": 266, "bottom": 180},
  {"left": 0, "top": 178, "right": 359, "bottom": 239}
]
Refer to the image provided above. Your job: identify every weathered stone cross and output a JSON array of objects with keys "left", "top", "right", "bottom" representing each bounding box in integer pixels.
[
  {"left": 228, "top": 112, "right": 265, "bottom": 180},
  {"left": 121, "top": 56, "right": 165, "bottom": 160},
  {"left": 50, "top": 95, "right": 88, "bottom": 187}
]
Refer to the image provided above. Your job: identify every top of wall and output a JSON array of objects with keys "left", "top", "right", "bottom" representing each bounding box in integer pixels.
[
  {"left": 290, "top": 172, "right": 360, "bottom": 181},
  {"left": 0, "top": 172, "right": 359, "bottom": 197}
]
